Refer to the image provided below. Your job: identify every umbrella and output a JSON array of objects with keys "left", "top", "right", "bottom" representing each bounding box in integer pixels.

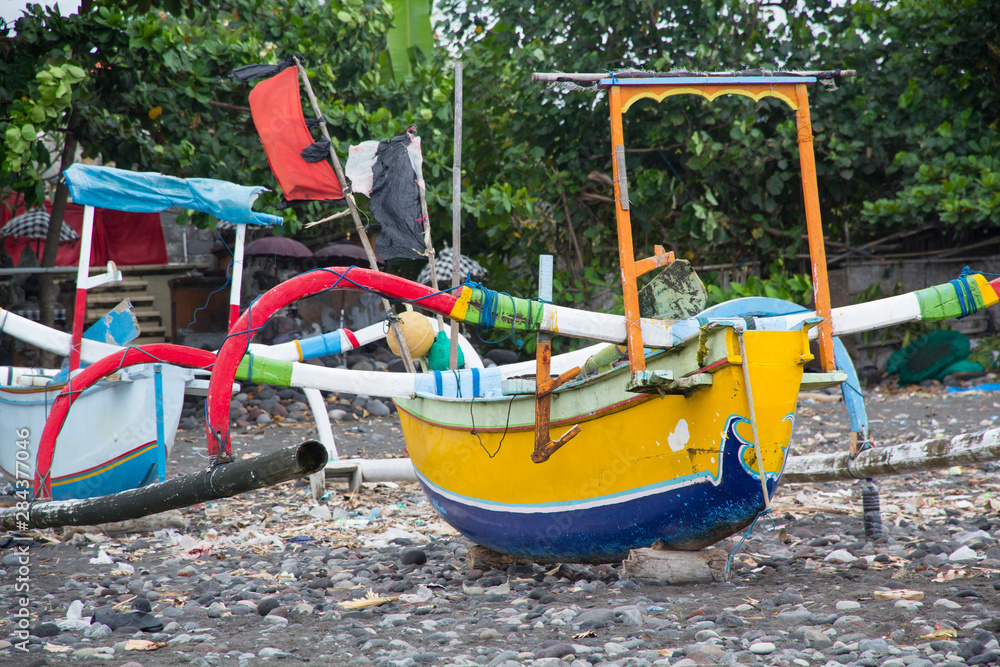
[
  {"left": 314, "top": 242, "right": 384, "bottom": 269},
  {"left": 417, "top": 247, "right": 487, "bottom": 286},
  {"left": 0, "top": 208, "right": 80, "bottom": 243},
  {"left": 243, "top": 235, "right": 312, "bottom": 258}
]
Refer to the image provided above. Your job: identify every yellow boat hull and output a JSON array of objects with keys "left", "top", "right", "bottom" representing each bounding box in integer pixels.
[{"left": 396, "top": 328, "right": 809, "bottom": 562}]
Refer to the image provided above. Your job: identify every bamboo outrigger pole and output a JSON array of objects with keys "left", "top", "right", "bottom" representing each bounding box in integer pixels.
[
  {"left": 292, "top": 56, "right": 415, "bottom": 374},
  {"left": 784, "top": 427, "right": 1000, "bottom": 483}
]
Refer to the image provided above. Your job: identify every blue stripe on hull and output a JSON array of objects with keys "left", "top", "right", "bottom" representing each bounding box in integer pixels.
[
  {"left": 417, "top": 416, "right": 781, "bottom": 562},
  {"left": 9, "top": 448, "right": 160, "bottom": 501}
]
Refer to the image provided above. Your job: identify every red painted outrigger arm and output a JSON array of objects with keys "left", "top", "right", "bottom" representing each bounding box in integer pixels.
[
  {"left": 33, "top": 345, "right": 216, "bottom": 499},
  {"left": 205, "top": 267, "right": 461, "bottom": 457}
]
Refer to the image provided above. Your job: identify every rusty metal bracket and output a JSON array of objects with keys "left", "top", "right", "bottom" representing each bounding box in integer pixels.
[{"left": 532, "top": 336, "right": 582, "bottom": 463}]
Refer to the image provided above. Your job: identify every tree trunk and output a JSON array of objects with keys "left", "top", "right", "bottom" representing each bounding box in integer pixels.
[{"left": 37, "top": 112, "right": 79, "bottom": 366}]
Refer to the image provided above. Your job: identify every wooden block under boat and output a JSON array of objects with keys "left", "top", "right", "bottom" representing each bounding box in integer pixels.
[{"left": 622, "top": 547, "right": 728, "bottom": 584}]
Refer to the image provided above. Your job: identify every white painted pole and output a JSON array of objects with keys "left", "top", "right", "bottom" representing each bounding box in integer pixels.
[
  {"left": 69, "top": 205, "right": 96, "bottom": 371},
  {"left": 229, "top": 223, "right": 247, "bottom": 330},
  {"left": 449, "top": 61, "right": 463, "bottom": 369},
  {"left": 304, "top": 386, "right": 337, "bottom": 499}
]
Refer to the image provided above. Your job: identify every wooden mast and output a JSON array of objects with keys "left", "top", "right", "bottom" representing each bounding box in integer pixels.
[{"left": 794, "top": 83, "right": 835, "bottom": 371}]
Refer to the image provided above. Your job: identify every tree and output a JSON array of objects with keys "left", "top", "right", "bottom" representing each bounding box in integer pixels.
[
  {"left": 435, "top": 0, "right": 1000, "bottom": 312},
  {"left": 0, "top": 0, "right": 414, "bottom": 333}
]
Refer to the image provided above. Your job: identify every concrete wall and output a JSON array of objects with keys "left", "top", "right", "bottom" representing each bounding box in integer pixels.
[{"left": 828, "top": 256, "right": 1000, "bottom": 369}]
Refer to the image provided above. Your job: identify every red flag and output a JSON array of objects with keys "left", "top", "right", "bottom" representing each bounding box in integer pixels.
[{"left": 248, "top": 68, "right": 344, "bottom": 207}]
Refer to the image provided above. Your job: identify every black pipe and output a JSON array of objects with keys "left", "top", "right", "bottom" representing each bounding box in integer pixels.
[{"left": 0, "top": 440, "right": 327, "bottom": 531}]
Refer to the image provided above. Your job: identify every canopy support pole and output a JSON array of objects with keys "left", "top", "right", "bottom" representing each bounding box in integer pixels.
[
  {"left": 794, "top": 83, "right": 835, "bottom": 371},
  {"left": 608, "top": 85, "right": 646, "bottom": 375}
]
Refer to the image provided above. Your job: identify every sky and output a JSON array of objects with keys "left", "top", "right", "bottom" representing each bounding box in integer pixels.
[{"left": 1, "top": 1, "right": 82, "bottom": 28}]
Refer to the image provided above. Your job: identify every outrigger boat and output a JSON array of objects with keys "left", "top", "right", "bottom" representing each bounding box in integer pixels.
[
  {"left": 0, "top": 164, "right": 287, "bottom": 500},
  {"left": 198, "top": 69, "right": 998, "bottom": 562},
  {"left": 9, "top": 70, "right": 1000, "bottom": 563}
]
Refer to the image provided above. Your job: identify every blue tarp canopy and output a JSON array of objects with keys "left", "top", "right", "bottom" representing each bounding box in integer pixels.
[{"left": 63, "top": 164, "right": 283, "bottom": 227}]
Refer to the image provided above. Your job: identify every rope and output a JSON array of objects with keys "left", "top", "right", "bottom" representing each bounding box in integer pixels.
[
  {"left": 462, "top": 279, "right": 538, "bottom": 350},
  {"left": 725, "top": 508, "right": 774, "bottom": 580},
  {"left": 948, "top": 266, "right": 977, "bottom": 319},
  {"left": 469, "top": 395, "right": 515, "bottom": 459},
  {"left": 180, "top": 228, "right": 234, "bottom": 336}
]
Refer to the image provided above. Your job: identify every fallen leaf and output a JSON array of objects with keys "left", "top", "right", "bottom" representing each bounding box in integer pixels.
[
  {"left": 124, "top": 639, "right": 167, "bottom": 651},
  {"left": 874, "top": 589, "right": 924, "bottom": 601},
  {"left": 920, "top": 627, "right": 957, "bottom": 640},
  {"left": 338, "top": 589, "right": 399, "bottom": 610}
]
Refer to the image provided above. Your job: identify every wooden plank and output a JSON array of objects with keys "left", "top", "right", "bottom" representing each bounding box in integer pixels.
[
  {"left": 608, "top": 85, "right": 645, "bottom": 373},
  {"left": 799, "top": 371, "right": 847, "bottom": 390},
  {"left": 794, "top": 83, "right": 835, "bottom": 371}
]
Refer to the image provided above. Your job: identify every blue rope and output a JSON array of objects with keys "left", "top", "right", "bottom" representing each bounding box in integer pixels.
[
  {"left": 462, "top": 279, "right": 534, "bottom": 350},
  {"left": 724, "top": 508, "right": 775, "bottom": 579},
  {"left": 180, "top": 228, "right": 233, "bottom": 336},
  {"left": 948, "top": 266, "right": 977, "bottom": 319}
]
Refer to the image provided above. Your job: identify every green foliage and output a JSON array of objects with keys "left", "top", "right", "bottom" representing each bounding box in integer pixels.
[
  {"left": 704, "top": 265, "right": 814, "bottom": 307},
  {"left": 968, "top": 336, "right": 1000, "bottom": 370},
  {"left": 2, "top": 0, "right": 998, "bottom": 350},
  {"left": 435, "top": 0, "right": 1000, "bottom": 315},
  {"left": 382, "top": 0, "right": 434, "bottom": 82}
]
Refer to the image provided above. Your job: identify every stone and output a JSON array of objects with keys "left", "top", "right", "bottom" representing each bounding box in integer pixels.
[
  {"left": 620, "top": 608, "right": 643, "bottom": 626},
  {"left": 858, "top": 638, "right": 889, "bottom": 654},
  {"left": 825, "top": 549, "right": 858, "bottom": 564},
  {"left": 257, "top": 597, "right": 280, "bottom": 616},
  {"left": 950, "top": 546, "right": 979, "bottom": 562},
  {"left": 31, "top": 623, "right": 60, "bottom": 638},
  {"left": 402, "top": 549, "right": 428, "bottom": 565},
  {"left": 775, "top": 591, "right": 806, "bottom": 606},
  {"left": 935, "top": 598, "right": 962, "bottom": 609},
  {"left": 535, "top": 642, "right": 576, "bottom": 659},
  {"left": 365, "top": 398, "right": 392, "bottom": 417},
  {"left": 603, "top": 642, "right": 629, "bottom": 658}
]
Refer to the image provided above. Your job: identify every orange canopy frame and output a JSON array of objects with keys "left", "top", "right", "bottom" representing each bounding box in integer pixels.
[{"left": 595, "top": 73, "right": 837, "bottom": 375}]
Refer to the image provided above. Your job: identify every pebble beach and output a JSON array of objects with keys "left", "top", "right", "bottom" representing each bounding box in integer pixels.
[{"left": 3, "top": 380, "right": 1000, "bottom": 667}]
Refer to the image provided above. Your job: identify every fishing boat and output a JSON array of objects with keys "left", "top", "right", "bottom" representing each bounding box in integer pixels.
[
  {"left": 0, "top": 164, "right": 285, "bottom": 500},
  {"left": 195, "top": 69, "right": 1000, "bottom": 562},
  {"left": 0, "top": 364, "right": 193, "bottom": 499}
]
